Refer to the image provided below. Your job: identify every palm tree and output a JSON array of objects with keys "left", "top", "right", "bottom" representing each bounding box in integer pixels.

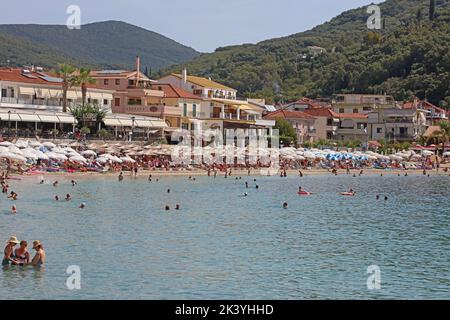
[
  {"left": 75, "top": 68, "right": 96, "bottom": 107},
  {"left": 56, "top": 64, "right": 77, "bottom": 113}
]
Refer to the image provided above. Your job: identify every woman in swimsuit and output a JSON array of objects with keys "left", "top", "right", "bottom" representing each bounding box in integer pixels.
[
  {"left": 2, "top": 236, "right": 19, "bottom": 266},
  {"left": 13, "top": 241, "right": 30, "bottom": 266},
  {"left": 29, "top": 241, "right": 45, "bottom": 267}
]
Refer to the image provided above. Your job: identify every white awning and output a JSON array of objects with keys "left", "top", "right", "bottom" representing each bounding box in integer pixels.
[
  {"left": 38, "top": 114, "right": 60, "bottom": 123},
  {"left": 104, "top": 118, "right": 123, "bottom": 127},
  {"left": 66, "top": 90, "right": 79, "bottom": 99},
  {"left": 19, "top": 87, "right": 36, "bottom": 96},
  {"left": 48, "top": 89, "right": 62, "bottom": 98},
  {"left": 19, "top": 113, "right": 41, "bottom": 122},
  {"left": 88, "top": 92, "right": 104, "bottom": 101},
  {"left": 150, "top": 120, "right": 168, "bottom": 128},
  {"left": 119, "top": 119, "right": 133, "bottom": 127},
  {"left": 0, "top": 112, "right": 21, "bottom": 121},
  {"left": 134, "top": 120, "right": 153, "bottom": 128},
  {"left": 57, "top": 114, "right": 77, "bottom": 124},
  {"left": 35, "top": 88, "right": 50, "bottom": 98}
]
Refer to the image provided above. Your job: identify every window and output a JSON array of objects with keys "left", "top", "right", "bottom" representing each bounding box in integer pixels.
[
  {"left": 114, "top": 98, "right": 121, "bottom": 107},
  {"left": 363, "top": 107, "right": 371, "bottom": 111},
  {"left": 192, "top": 104, "right": 197, "bottom": 117},
  {"left": 353, "top": 108, "right": 359, "bottom": 113},
  {"left": 115, "top": 79, "right": 120, "bottom": 85},
  {"left": 339, "top": 108, "right": 344, "bottom": 113},
  {"left": 128, "top": 99, "right": 142, "bottom": 105},
  {"left": 183, "top": 103, "right": 187, "bottom": 117},
  {"left": 1, "top": 88, "right": 6, "bottom": 97},
  {"left": 103, "top": 99, "right": 108, "bottom": 105},
  {"left": 376, "top": 128, "right": 382, "bottom": 134},
  {"left": 194, "top": 89, "right": 203, "bottom": 96},
  {"left": 327, "top": 119, "right": 333, "bottom": 126},
  {"left": 104, "top": 79, "right": 109, "bottom": 85}
]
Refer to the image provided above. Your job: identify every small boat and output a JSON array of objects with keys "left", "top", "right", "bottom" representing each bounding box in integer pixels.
[
  {"left": 298, "top": 191, "right": 312, "bottom": 196},
  {"left": 340, "top": 192, "right": 355, "bottom": 196}
]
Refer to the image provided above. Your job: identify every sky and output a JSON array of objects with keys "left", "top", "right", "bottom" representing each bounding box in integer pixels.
[{"left": 0, "top": 0, "right": 377, "bottom": 52}]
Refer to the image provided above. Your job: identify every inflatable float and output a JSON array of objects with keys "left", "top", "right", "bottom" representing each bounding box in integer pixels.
[
  {"left": 298, "top": 191, "right": 312, "bottom": 196},
  {"left": 340, "top": 192, "right": 355, "bottom": 196}
]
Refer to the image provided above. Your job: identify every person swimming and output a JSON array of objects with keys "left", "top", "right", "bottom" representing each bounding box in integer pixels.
[
  {"left": 298, "top": 186, "right": 302, "bottom": 193},
  {"left": 55, "top": 195, "right": 59, "bottom": 201},
  {"left": 175, "top": 204, "right": 180, "bottom": 210},
  {"left": 65, "top": 194, "right": 71, "bottom": 201},
  {"left": 8, "top": 191, "right": 18, "bottom": 200},
  {"left": 384, "top": 196, "right": 388, "bottom": 201},
  {"left": 167, "top": 189, "right": 171, "bottom": 193},
  {"left": 53, "top": 181, "right": 58, "bottom": 187},
  {"left": 39, "top": 179, "right": 44, "bottom": 185},
  {"left": 79, "top": 203, "right": 86, "bottom": 209},
  {"left": 165, "top": 205, "right": 170, "bottom": 211},
  {"left": 11, "top": 205, "right": 17, "bottom": 214},
  {"left": 255, "top": 185, "right": 259, "bottom": 189},
  {"left": 245, "top": 181, "right": 249, "bottom": 188},
  {"left": 71, "top": 180, "right": 77, "bottom": 186},
  {"left": 283, "top": 202, "right": 288, "bottom": 209},
  {"left": 376, "top": 195, "right": 380, "bottom": 200}
]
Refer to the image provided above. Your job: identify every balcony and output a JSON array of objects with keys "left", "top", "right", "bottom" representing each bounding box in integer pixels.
[
  {"left": 336, "top": 128, "right": 368, "bottom": 136},
  {"left": 326, "top": 125, "right": 338, "bottom": 131},
  {"left": 386, "top": 133, "right": 416, "bottom": 141}
]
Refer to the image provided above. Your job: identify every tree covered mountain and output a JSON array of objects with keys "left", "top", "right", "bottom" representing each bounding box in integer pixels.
[
  {"left": 0, "top": 21, "right": 200, "bottom": 70},
  {"left": 160, "top": 0, "right": 450, "bottom": 108}
]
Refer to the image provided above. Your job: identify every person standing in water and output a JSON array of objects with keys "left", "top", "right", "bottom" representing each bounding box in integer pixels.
[
  {"left": 118, "top": 172, "right": 124, "bottom": 182},
  {"left": 14, "top": 241, "right": 30, "bottom": 266},
  {"left": 29, "top": 241, "right": 45, "bottom": 267},
  {"left": 2, "top": 236, "right": 19, "bottom": 266}
]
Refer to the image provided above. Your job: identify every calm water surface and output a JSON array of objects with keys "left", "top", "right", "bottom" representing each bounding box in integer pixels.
[{"left": 0, "top": 173, "right": 449, "bottom": 299}]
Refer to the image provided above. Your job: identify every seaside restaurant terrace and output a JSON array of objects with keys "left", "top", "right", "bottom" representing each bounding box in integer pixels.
[{"left": 0, "top": 108, "right": 168, "bottom": 141}]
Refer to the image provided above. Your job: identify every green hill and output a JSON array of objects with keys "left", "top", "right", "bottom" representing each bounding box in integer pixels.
[
  {"left": 0, "top": 21, "right": 200, "bottom": 70},
  {"left": 160, "top": 0, "right": 450, "bottom": 107}
]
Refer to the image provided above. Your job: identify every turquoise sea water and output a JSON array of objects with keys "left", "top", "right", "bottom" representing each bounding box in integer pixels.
[{"left": 0, "top": 173, "right": 449, "bottom": 299}]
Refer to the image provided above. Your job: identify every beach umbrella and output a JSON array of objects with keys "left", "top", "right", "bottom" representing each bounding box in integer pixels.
[
  {"left": 96, "top": 157, "right": 109, "bottom": 164},
  {"left": 0, "top": 141, "right": 14, "bottom": 147},
  {"left": 422, "top": 150, "right": 434, "bottom": 156},
  {"left": 15, "top": 140, "right": 29, "bottom": 148},
  {"left": 70, "top": 155, "right": 87, "bottom": 163},
  {"left": 120, "top": 156, "right": 136, "bottom": 163},
  {"left": 8, "top": 145, "right": 23, "bottom": 155},
  {"left": 52, "top": 147, "right": 67, "bottom": 154},
  {"left": 43, "top": 142, "right": 56, "bottom": 148},
  {"left": 304, "top": 151, "right": 316, "bottom": 159},
  {"left": 81, "top": 150, "right": 97, "bottom": 157},
  {"left": 29, "top": 141, "right": 43, "bottom": 148},
  {"left": 0, "top": 151, "right": 27, "bottom": 162}
]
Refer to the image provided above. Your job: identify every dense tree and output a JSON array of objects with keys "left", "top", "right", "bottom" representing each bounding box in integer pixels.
[{"left": 56, "top": 64, "right": 77, "bottom": 113}]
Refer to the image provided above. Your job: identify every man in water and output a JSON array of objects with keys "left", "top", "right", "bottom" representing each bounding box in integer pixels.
[
  {"left": 283, "top": 202, "right": 288, "bottom": 209},
  {"left": 55, "top": 195, "right": 59, "bottom": 201},
  {"left": 79, "top": 203, "right": 86, "bottom": 209},
  {"left": 53, "top": 181, "right": 58, "bottom": 187},
  {"left": 118, "top": 172, "right": 124, "bottom": 182},
  {"left": 65, "top": 194, "right": 71, "bottom": 201},
  {"left": 175, "top": 204, "right": 180, "bottom": 210}
]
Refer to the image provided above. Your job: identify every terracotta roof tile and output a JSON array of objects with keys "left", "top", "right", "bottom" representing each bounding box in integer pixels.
[{"left": 263, "top": 109, "right": 316, "bottom": 120}]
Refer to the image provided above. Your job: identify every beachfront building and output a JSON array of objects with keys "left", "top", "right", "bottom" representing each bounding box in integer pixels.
[
  {"left": 332, "top": 94, "right": 396, "bottom": 114},
  {"left": 90, "top": 67, "right": 165, "bottom": 117},
  {"left": 334, "top": 113, "right": 369, "bottom": 142},
  {"left": 403, "top": 99, "right": 448, "bottom": 125},
  {"left": 263, "top": 109, "right": 316, "bottom": 145},
  {"left": 368, "top": 107, "right": 427, "bottom": 142},
  {"left": 303, "top": 108, "right": 340, "bottom": 140},
  {"left": 157, "top": 69, "right": 237, "bottom": 100},
  {"left": 0, "top": 67, "right": 113, "bottom": 138},
  {"left": 282, "top": 97, "right": 325, "bottom": 112},
  {"left": 156, "top": 70, "right": 275, "bottom": 141}
]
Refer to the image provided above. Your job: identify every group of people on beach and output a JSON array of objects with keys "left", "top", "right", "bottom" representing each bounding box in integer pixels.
[{"left": 3, "top": 236, "right": 45, "bottom": 267}]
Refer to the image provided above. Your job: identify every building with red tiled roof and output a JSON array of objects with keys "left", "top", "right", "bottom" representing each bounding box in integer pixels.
[
  {"left": 264, "top": 109, "right": 316, "bottom": 144},
  {"left": 0, "top": 67, "right": 114, "bottom": 113},
  {"left": 282, "top": 97, "right": 325, "bottom": 111}
]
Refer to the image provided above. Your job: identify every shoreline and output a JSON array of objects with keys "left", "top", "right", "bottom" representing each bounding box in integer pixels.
[{"left": 12, "top": 167, "right": 450, "bottom": 180}]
